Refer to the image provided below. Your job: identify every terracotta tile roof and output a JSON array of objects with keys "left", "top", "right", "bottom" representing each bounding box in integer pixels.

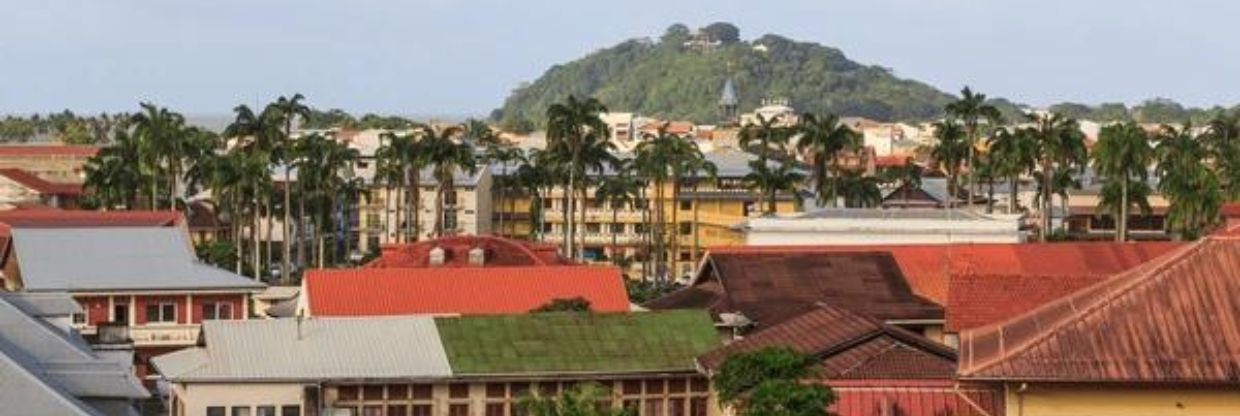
[
  {"left": 946, "top": 273, "right": 1106, "bottom": 332},
  {"left": 303, "top": 266, "right": 630, "bottom": 316},
  {"left": 698, "top": 304, "right": 956, "bottom": 378},
  {"left": 1221, "top": 202, "right": 1240, "bottom": 218},
  {"left": 958, "top": 237, "right": 1240, "bottom": 383},
  {"left": 0, "top": 145, "right": 99, "bottom": 157},
  {"left": 0, "top": 209, "right": 182, "bottom": 228},
  {"left": 647, "top": 250, "right": 943, "bottom": 326},
  {"left": 830, "top": 383, "right": 1003, "bottom": 416},
  {"left": 365, "top": 235, "right": 572, "bottom": 268},
  {"left": 708, "top": 242, "right": 1181, "bottom": 305},
  {"left": 0, "top": 169, "right": 83, "bottom": 195}
]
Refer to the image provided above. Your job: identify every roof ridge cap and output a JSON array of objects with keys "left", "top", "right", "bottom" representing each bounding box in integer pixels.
[{"left": 961, "top": 238, "right": 1207, "bottom": 376}]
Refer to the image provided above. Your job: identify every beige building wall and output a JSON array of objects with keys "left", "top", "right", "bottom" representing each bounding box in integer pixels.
[
  {"left": 1004, "top": 383, "right": 1240, "bottom": 416},
  {"left": 357, "top": 169, "right": 493, "bottom": 254},
  {"left": 170, "top": 383, "right": 305, "bottom": 416}
]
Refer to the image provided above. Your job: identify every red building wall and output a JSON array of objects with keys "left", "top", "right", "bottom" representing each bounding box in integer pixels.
[
  {"left": 77, "top": 295, "right": 110, "bottom": 325},
  {"left": 189, "top": 294, "right": 246, "bottom": 323},
  {"left": 134, "top": 295, "right": 188, "bottom": 325}
]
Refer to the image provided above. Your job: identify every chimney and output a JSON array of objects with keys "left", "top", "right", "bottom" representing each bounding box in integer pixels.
[
  {"left": 428, "top": 247, "right": 446, "bottom": 266},
  {"left": 468, "top": 247, "right": 486, "bottom": 266}
]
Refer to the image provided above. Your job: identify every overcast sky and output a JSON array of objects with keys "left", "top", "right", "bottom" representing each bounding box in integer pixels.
[{"left": 2, "top": 0, "right": 1238, "bottom": 116}]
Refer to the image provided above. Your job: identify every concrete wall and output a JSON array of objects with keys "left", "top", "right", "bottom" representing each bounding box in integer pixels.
[
  {"left": 1005, "top": 383, "right": 1240, "bottom": 416},
  {"left": 171, "top": 383, "right": 305, "bottom": 416}
]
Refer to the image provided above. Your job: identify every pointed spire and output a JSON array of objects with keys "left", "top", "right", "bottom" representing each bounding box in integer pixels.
[{"left": 720, "top": 78, "right": 739, "bottom": 107}]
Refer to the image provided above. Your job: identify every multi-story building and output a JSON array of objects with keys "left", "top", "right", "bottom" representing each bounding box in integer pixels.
[
  {"left": 154, "top": 310, "right": 721, "bottom": 416},
  {"left": 493, "top": 147, "right": 799, "bottom": 280},
  {"left": 356, "top": 167, "right": 493, "bottom": 254},
  {"left": 0, "top": 213, "right": 265, "bottom": 383},
  {"left": 0, "top": 167, "right": 84, "bottom": 208}
]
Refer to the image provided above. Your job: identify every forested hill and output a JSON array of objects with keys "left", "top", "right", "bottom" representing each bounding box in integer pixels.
[{"left": 492, "top": 23, "right": 961, "bottom": 129}]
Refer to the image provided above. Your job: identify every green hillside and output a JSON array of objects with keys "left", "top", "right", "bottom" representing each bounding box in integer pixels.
[{"left": 493, "top": 23, "right": 959, "bottom": 129}]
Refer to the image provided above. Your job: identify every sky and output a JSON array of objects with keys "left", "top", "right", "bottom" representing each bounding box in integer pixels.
[{"left": 2, "top": 0, "right": 1239, "bottom": 116}]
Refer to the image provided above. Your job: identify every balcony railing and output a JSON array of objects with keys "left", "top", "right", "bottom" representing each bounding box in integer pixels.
[{"left": 79, "top": 324, "right": 201, "bottom": 347}]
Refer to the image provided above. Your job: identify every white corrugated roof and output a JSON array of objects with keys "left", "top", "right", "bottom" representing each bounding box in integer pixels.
[
  {"left": 12, "top": 227, "right": 265, "bottom": 292},
  {"left": 154, "top": 316, "right": 452, "bottom": 382}
]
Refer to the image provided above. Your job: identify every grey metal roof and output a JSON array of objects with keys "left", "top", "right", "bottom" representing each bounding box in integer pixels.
[
  {"left": 0, "top": 292, "right": 82, "bottom": 317},
  {"left": 0, "top": 294, "right": 147, "bottom": 415},
  {"left": 11, "top": 227, "right": 266, "bottom": 292},
  {"left": 416, "top": 165, "right": 487, "bottom": 187},
  {"left": 154, "top": 316, "right": 453, "bottom": 382}
]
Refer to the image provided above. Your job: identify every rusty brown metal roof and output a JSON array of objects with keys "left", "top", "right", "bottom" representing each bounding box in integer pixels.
[
  {"left": 698, "top": 304, "right": 957, "bottom": 380},
  {"left": 958, "top": 237, "right": 1240, "bottom": 383},
  {"left": 648, "top": 251, "right": 944, "bottom": 327}
]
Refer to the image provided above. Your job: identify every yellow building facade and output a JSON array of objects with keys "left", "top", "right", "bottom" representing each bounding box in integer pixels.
[{"left": 1003, "top": 384, "right": 1240, "bottom": 416}]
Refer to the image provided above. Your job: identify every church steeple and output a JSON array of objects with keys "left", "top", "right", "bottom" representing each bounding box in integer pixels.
[{"left": 719, "top": 76, "right": 738, "bottom": 125}]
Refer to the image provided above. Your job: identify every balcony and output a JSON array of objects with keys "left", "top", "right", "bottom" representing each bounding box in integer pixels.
[{"left": 80, "top": 324, "right": 200, "bottom": 347}]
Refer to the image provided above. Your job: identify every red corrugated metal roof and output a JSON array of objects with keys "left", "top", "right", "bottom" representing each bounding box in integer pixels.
[
  {"left": 304, "top": 266, "right": 630, "bottom": 316},
  {"left": 709, "top": 242, "right": 1181, "bottom": 305},
  {"left": 958, "top": 237, "right": 1240, "bottom": 383},
  {"left": 365, "top": 235, "right": 572, "bottom": 268},
  {"left": 0, "top": 209, "right": 182, "bottom": 227},
  {"left": 0, "top": 144, "right": 99, "bottom": 156},
  {"left": 0, "top": 168, "right": 83, "bottom": 195}
]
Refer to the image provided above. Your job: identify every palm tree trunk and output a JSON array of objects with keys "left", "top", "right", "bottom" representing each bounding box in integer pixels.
[
  {"left": 579, "top": 186, "right": 587, "bottom": 261},
  {"left": 986, "top": 178, "right": 996, "bottom": 214},
  {"left": 693, "top": 184, "right": 701, "bottom": 269},
  {"left": 498, "top": 168, "right": 506, "bottom": 236},
  {"left": 264, "top": 199, "right": 274, "bottom": 278},
  {"left": 966, "top": 126, "right": 976, "bottom": 209},
  {"left": 410, "top": 168, "right": 420, "bottom": 241},
  {"left": 566, "top": 172, "right": 576, "bottom": 260},
  {"left": 232, "top": 200, "right": 242, "bottom": 274},
  {"left": 297, "top": 194, "right": 306, "bottom": 269},
  {"left": 670, "top": 178, "right": 680, "bottom": 281},
  {"left": 434, "top": 184, "right": 444, "bottom": 237},
  {"left": 1041, "top": 163, "right": 1053, "bottom": 242},
  {"left": 656, "top": 179, "right": 667, "bottom": 281},
  {"left": 1008, "top": 174, "right": 1018, "bottom": 215},
  {"left": 1118, "top": 175, "right": 1129, "bottom": 242},
  {"left": 251, "top": 210, "right": 261, "bottom": 280},
  {"left": 611, "top": 203, "right": 619, "bottom": 266},
  {"left": 282, "top": 168, "right": 292, "bottom": 283}
]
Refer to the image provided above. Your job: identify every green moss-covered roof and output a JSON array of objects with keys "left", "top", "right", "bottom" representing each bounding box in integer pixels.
[{"left": 435, "top": 310, "right": 720, "bottom": 375}]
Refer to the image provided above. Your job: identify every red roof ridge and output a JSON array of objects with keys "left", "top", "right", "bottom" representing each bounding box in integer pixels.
[{"left": 958, "top": 238, "right": 1205, "bottom": 377}]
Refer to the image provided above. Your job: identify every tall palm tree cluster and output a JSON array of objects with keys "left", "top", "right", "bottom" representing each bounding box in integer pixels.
[
  {"left": 83, "top": 95, "right": 487, "bottom": 282},
  {"left": 932, "top": 86, "right": 1237, "bottom": 241}
]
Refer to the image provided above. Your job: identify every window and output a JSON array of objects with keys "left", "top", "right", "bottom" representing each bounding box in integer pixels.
[
  {"left": 644, "top": 399, "right": 665, "bottom": 416},
  {"left": 207, "top": 407, "right": 226, "bottom": 416},
  {"left": 448, "top": 404, "right": 470, "bottom": 416},
  {"left": 634, "top": 224, "right": 648, "bottom": 234},
  {"left": 410, "top": 405, "right": 432, "bottom": 416},
  {"left": 689, "top": 398, "right": 708, "bottom": 416},
  {"left": 541, "top": 223, "right": 553, "bottom": 233},
  {"left": 256, "top": 406, "right": 277, "bottom": 416},
  {"left": 485, "top": 404, "right": 506, "bottom": 416},
  {"left": 361, "top": 406, "right": 381, "bottom": 416},
  {"left": 72, "top": 312, "right": 85, "bottom": 325},
  {"left": 145, "top": 302, "right": 177, "bottom": 323},
  {"left": 202, "top": 302, "right": 233, "bottom": 320},
  {"left": 280, "top": 406, "right": 299, "bottom": 416},
  {"left": 449, "top": 383, "right": 470, "bottom": 399},
  {"left": 444, "top": 209, "right": 458, "bottom": 231},
  {"left": 385, "top": 405, "right": 407, "bottom": 416},
  {"left": 412, "top": 385, "right": 433, "bottom": 400},
  {"left": 232, "top": 407, "right": 252, "bottom": 416},
  {"left": 679, "top": 200, "right": 691, "bottom": 211},
  {"left": 585, "top": 223, "right": 601, "bottom": 233},
  {"left": 678, "top": 222, "right": 692, "bottom": 235},
  {"left": 610, "top": 223, "right": 625, "bottom": 233},
  {"left": 338, "top": 386, "right": 358, "bottom": 401}
]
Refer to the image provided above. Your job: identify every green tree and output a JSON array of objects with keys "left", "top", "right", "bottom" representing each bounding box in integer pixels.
[
  {"left": 530, "top": 297, "right": 592, "bottom": 313},
  {"left": 795, "top": 113, "right": 860, "bottom": 208},
  {"left": 700, "top": 22, "right": 740, "bottom": 43},
  {"left": 268, "top": 94, "right": 311, "bottom": 281},
  {"left": 944, "top": 86, "right": 1002, "bottom": 205},
  {"left": 1204, "top": 111, "right": 1240, "bottom": 199},
  {"left": 1156, "top": 124, "right": 1222, "bottom": 240},
  {"left": 834, "top": 170, "right": 882, "bottom": 208},
  {"left": 1027, "top": 112, "right": 1087, "bottom": 242},
  {"left": 714, "top": 347, "right": 834, "bottom": 416},
  {"left": 1092, "top": 121, "right": 1153, "bottom": 241},
  {"left": 928, "top": 120, "right": 968, "bottom": 206},
  {"left": 595, "top": 162, "right": 642, "bottom": 265},
  {"left": 546, "top": 95, "right": 613, "bottom": 260},
  {"left": 745, "top": 161, "right": 803, "bottom": 215},
  {"left": 987, "top": 127, "right": 1036, "bottom": 214},
  {"left": 420, "top": 125, "right": 477, "bottom": 238}
]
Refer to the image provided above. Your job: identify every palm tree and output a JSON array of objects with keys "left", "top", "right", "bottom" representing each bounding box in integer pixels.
[
  {"left": 545, "top": 96, "right": 612, "bottom": 260},
  {"left": 796, "top": 113, "right": 861, "bottom": 208},
  {"left": 1204, "top": 111, "right": 1240, "bottom": 199},
  {"left": 944, "top": 86, "right": 1002, "bottom": 204},
  {"left": 634, "top": 125, "right": 686, "bottom": 280},
  {"left": 84, "top": 129, "right": 146, "bottom": 209},
  {"left": 1098, "top": 179, "right": 1152, "bottom": 238},
  {"left": 681, "top": 150, "right": 717, "bottom": 273},
  {"left": 268, "top": 94, "right": 311, "bottom": 280},
  {"left": 224, "top": 105, "right": 281, "bottom": 277},
  {"left": 745, "top": 161, "right": 804, "bottom": 215},
  {"left": 1156, "top": 124, "right": 1222, "bottom": 240},
  {"left": 987, "top": 127, "right": 1036, "bottom": 214},
  {"left": 420, "top": 125, "right": 477, "bottom": 238},
  {"left": 879, "top": 157, "right": 922, "bottom": 207},
  {"left": 130, "top": 102, "right": 191, "bottom": 209},
  {"left": 1027, "top": 112, "right": 1087, "bottom": 242},
  {"left": 515, "top": 150, "right": 552, "bottom": 241},
  {"left": 928, "top": 120, "right": 968, "bottom": 206},
  {"left": 595, "top": 161, "right": 641, "bottom": 265},
  {"left": 482, "top": 143, "right": 522, "bottom": 236},
  {"left": 1093, "top": 121, "right": 1153, "bottom": 241},
  {"left": 739, "top": 113, "right": 788, "bottom": 167},
  {"left": 835, "top": 170, "right": 883, "bottom": 208}
]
